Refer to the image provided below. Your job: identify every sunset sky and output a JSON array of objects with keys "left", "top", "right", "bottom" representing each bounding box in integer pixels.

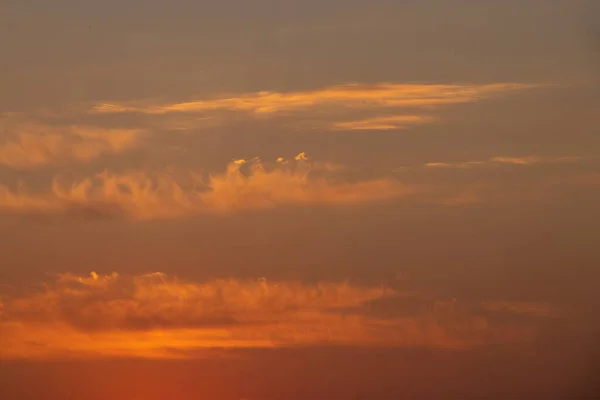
[{"left": 1, "top": 1, "right": 600, "bottom": 399}]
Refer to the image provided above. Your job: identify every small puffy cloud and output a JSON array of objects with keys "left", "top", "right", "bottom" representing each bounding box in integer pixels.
[
  {"left": 0, "top": 272, "right": 547, "bottom": 359},
  {"left": 0, "top": 153, "right": 414, "bottom": 220},
  {"left": 294, "top": 152, "right": 309, "bottom": 161},
  {"left": 0, "top": 123, "right": 140, "bottom": 168}
]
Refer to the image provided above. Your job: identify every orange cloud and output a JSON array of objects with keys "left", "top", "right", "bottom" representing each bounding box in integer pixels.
[
  {"left": 331, "top": 115, "right": 434, "bottom": 130},
  {"left": 425, "top": 161, "right": 486, "bottom": 168},
  {"left": 0, "top": 123, "right": 140, "bottom": 168},
  {"left": 0, "top": 153, "right": 414, "bottom": 219},
  {"left": 489, "top": 156, "right": 543, "bottom": 165},
  {"left": 0, "top": 272, "right": 543, "bottom": 360},
  {"left": 91, "top": 82, "right": 538, "bottom": 115},
  {"left": 425, "top": 155, "right": 581, "bottom": 168}
]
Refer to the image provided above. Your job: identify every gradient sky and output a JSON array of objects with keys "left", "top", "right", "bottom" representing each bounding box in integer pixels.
[{"left": 1, "top": 1, "right": 600, "bottom": 399}]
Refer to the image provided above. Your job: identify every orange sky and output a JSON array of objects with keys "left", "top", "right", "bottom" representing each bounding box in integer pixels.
[{"left": 1, "top": 0, "right": 600, "bottom": 399}]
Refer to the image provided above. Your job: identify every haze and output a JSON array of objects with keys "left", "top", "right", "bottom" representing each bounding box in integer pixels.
[{"left": 1, "top": 1, "right": 599, "bottom": 399}]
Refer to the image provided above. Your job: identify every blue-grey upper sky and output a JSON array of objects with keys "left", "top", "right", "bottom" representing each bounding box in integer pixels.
[{"left": 2, "top": 0, "right": 599, "bottom": 106}]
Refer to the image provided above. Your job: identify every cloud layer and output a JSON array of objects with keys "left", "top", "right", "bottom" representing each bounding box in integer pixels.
[
  {"left": 0, "top": 272, "right": 549, "bottom": 359},
  {"left": 0, "top": 153, "right": 413, "bottom": 219},
  {"left": 0, "top": 81, "right": 543, "bottom": 175},
  {"left": 1, "top": 151, "right": 585, "bottom": 219}
]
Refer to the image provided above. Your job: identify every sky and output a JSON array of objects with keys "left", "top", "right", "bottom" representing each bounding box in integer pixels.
[{"left": 1, "top": 0, "right": 600, "bottom": 399}]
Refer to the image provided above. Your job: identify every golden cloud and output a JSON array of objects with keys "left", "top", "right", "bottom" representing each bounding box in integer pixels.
[
  {"left": 331, "top": 115, "right": 434, "bottom": 131},
  {"left": 0, "top": 123, "right": 140, "bottom": 168},
  {"left": 0, "top": 153, "right": 413, "bottom": 219},
  {"left": 91, "top": 82, "right": 538, "bottom": 115},
  {"left": 425, "top": 155, "right": 581, "bottom": 168},
  {"left": 0, "top": 272, "right": 544, "bottom": 360},
  {"left": 489, "top": 156, "right": 543, "bottom": 165}
]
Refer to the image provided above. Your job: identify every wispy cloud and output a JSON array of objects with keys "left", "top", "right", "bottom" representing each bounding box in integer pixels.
[
  {"left": 91, "top": 82, "right": 538, "bottom": 116},
  {"left": 425, "top": 155, "right": 581, "bottom": 169},
  {"left": 0, "top": 153, "right": 413, "bottom": 219},
  {"left": 331, "top": 115, "right": 434, "bottom": 131},
  {"left": 0, "top": 123, "right": 140, "bottom": 168},
  {"left": 0, "top": 272, "right": 547, "bottom": 359},
  {"left": 86, "top": 82, "right": 541, "bottom": 136},
  {"left": 489, "top": 156, "right": 546, "bottom": 165}
]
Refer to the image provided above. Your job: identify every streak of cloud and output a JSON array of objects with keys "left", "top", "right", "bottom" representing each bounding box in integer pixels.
[
  {"left": 425, "top": 155, "right": 581, "bottom": 168},
  {"left": 90, "top": 82, "right": 540, "bottom": 116},
  {"left": 331, "top": 115, "right": 434, "bottom": 131}
]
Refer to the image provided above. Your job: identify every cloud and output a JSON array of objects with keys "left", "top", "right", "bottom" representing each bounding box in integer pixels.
[
  {"left": 425, "top": 162, "right": 453, "bottom": 168},
  {"left": 425, "top": 155, "right": 581, "bottom": 168},
  {"left": 0, "top": 123, "right": 140, "bottom": 168},
  {"left": 331, "top": 115, "right": 434, "bottom": 131},
  {"left": 5, "top": 272, "right": 392, "bottom": 333},
  {"left": 294, "top": 152, "right": 309, "bottom": 161},
  {"left": 90, "top": 82, "right": 538, "bottom": 116},
  {"left": 489, "top": 156, "right": 542, "bottom": 165},
  {"left": 84, "top": 82, "right": 543, "bottom": 138},
  {"left": 0, "top": 153, "right": 414, "bottom": 220},
  {"left": 425, "top": 161, "right": 486, "bottom": 168},
  {"left": 0, "top": 272, "right": 546, "bottom": 360}
]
